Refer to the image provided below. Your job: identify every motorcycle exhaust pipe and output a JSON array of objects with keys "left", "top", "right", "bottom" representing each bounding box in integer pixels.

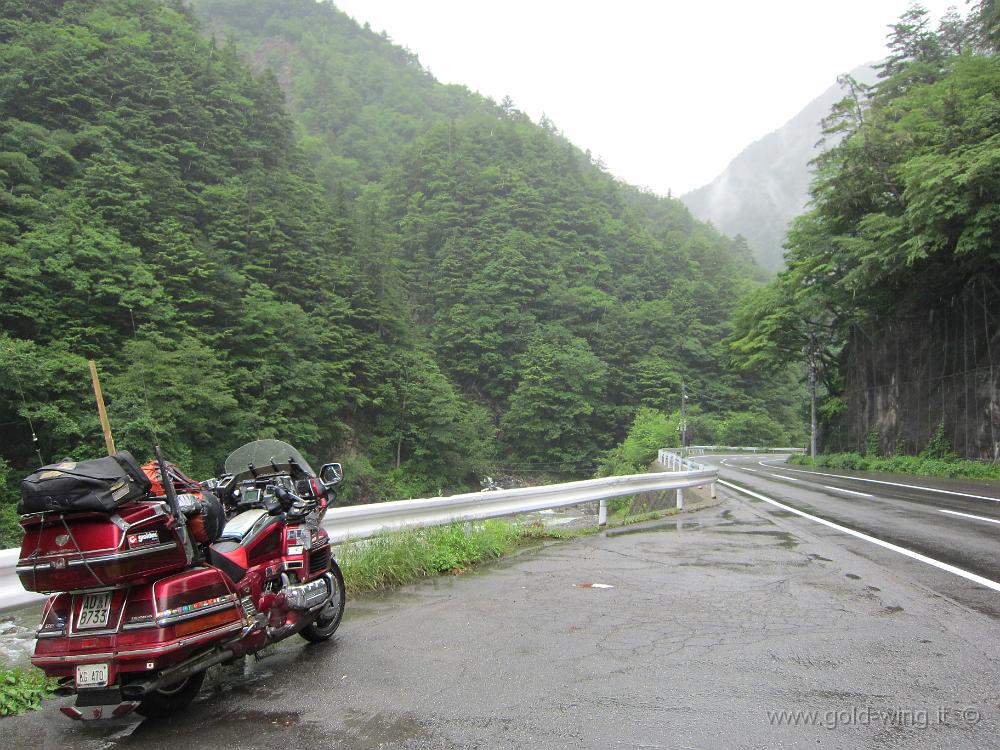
[{"left": 121, "top": 647, "right": 235, "bottom": 699}]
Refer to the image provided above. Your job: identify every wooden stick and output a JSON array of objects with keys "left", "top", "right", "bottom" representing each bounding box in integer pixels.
[{"left": 88, "top": 359, "right": 116, "bottom": 456}]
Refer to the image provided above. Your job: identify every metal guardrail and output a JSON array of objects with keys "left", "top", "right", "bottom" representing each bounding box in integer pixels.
[
  {"left": 0, "top": 547, "right": 31, "bottom": 612},
  {"left": 683, "top": 445, "right": 805, "bottom": 456},
  {"left": 656, "top": 450, "right": 717, "bottom": 511},
  {"left": 0, "top": 463, "right": 718, "bottom": 612}
]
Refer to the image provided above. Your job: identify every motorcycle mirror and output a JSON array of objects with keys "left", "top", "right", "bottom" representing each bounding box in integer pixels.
[{"left": 319, "top": 462, "right": 342, "bottom": 487}]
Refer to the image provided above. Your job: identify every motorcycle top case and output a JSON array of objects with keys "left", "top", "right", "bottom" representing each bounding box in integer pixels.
[
  {"left": 17, "top": 501, "right": 189, "bottom": 593},
  {"left": 19, "top": 451, "right": 152, "bottom": 515}
]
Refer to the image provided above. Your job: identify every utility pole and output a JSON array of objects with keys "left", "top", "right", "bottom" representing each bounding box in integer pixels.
[
  {"left": 808, "top": 334, "right": 817, "bottom": 460},
  {"left": 680, "top": 382, "right": 689, "bottom": 448}
]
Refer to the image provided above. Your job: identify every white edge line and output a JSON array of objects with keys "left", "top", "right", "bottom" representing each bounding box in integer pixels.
[
  {"left": 823, "top": 485, "right": 873, "bottom": 498},
  {"left": 769, "top": 474, "right": 801, "bottom": 482},
  {"left": 757, "top": 461, "right": 1000, "bottom": 503},
  {"left": 718, "top": 479, "right": 1000, "bottom": 594},
  {"left": 939, "top": 509, "right": 1000, "bottom": 526}
]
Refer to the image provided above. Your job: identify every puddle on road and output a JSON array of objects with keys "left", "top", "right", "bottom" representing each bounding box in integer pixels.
[
  {"left": 845, "top": 573, "right": 862, "bottom": 580},
  {"left": 715, "top": 529, "right": 799, "bottom": 549},
  {"left": 605, "top": 520, "right": 701, "bottom": 537},
  {"left": 342, "top": 710, "right": 433, "bottom": 749},
  {"left": 807, "top": 553, "right": 834, "bottom": 562},
  {"left": 676, "top": 560, "right": 757, "bottom": 570}
]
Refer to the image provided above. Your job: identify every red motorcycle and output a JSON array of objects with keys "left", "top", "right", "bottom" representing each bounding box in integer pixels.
[{"left": 15, "top": 439, "right": 345, "bottom": 720}]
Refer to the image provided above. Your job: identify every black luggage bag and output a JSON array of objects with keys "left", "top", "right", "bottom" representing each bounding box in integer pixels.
[{"left": 19, "top": 451, "right": 152, "bottom": 515}]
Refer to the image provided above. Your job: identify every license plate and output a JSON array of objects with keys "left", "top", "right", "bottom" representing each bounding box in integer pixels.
[
  {"left": 77, "top": 591, "right": 113, "bottom": 629},
  {"left": 76, "top": 663, "right": 109, "bottom": 689}
]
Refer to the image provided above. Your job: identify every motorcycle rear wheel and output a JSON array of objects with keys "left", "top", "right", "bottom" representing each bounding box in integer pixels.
[
  {"left": 299, "top": 563, "right": 345, "bottom": 643},
  {"left": 135, "top": 671, "right": 206, "bottom": 719}
]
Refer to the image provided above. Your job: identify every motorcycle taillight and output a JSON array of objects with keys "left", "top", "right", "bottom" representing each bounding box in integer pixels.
[{"left": 37, "top": 593, "right": 70, "bottom": 638}]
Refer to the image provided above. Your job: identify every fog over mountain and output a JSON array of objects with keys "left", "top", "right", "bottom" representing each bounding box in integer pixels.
[{"left": 682, "top": 65, "right": 877, "bottom": 273}]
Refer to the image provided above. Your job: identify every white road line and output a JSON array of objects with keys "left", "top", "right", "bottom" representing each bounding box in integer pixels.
[
  {"left": 718, "top": 479, "right": 1000, "bottom": 594},
  {"left": 756, "top": 461, "right": 1000, "bottom": 503},
  {"left": 823, "top": 485, "right": 873, "bottom": 498},
  {"left": 939, "top": 509, "right": 1000, "bottom": 526},
  {"left": 769, "top": 474, "right": 801, "bottom": 482}
]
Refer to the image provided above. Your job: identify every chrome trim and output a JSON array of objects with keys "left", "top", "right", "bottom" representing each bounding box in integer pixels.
[
  {"left": 15, "top": 542, "right": 179, "bottom": 572},
  {"left": 70, "top": 627, "right": 119, "bottom": 637},
  {"left": 36, "top": 629, "right": 66, "bottom": 638},
  {"left": 32, "top": 622, "right": 244, "bottom": 664},
  {"left": 155, "top": 596, "right": 238, "bottom": 626},
  {"left": 115, "top": 623, "right": 243, "bottom": 657},
  {"left": 34, "top": 652, "right": 115, "bottom": 663},
  {"left": 109, "top": 514, "right": 129, "bottom": 533},
  {"left": 121, "top": 620, "right": 156, "bottom": 631}
]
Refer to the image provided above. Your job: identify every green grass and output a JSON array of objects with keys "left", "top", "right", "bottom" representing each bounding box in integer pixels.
[
  {"left": 338, "top": 519, "right": 593, "bottom": 595},
  {"left": 788, "top": 452, "right": 1000, "bottom": 481},
  {"left": 0, "top": 666, "right": 56, "bottom": 717}
]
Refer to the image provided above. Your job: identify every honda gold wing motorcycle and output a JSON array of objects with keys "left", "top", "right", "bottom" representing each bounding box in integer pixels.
[{"left": 15, "top": 439, "right": 345, "bottom": 720}]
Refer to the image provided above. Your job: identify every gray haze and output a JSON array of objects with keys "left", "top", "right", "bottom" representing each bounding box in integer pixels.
[{"left": 681, "top": 65, "right": 878, "bottom": 273}]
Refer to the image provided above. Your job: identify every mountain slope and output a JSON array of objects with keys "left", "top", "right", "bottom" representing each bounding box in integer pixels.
[
  {"left": 0, "top": 1, "right": 802, "bottom": 536},
  {"left": 682, "top": 65, "right": 877, "bottom": 273},
  {"left": 189, "top": 0, "right": 490, "bottom": 195},
  {"left": 186, "top": 0, "right": 796, "bottom": 452}
]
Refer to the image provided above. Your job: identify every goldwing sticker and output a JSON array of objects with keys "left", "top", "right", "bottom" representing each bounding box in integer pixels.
[{"left": 127, "top": 530, "right": 159, "bottom": 547}]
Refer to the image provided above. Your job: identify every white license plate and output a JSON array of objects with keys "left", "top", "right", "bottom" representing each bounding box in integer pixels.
[
  {"left": 77, "top": 591, "right": 113, "bottom": 629},
  {"left": 76, "top": 663, "right": 109, "bottom": 689}
]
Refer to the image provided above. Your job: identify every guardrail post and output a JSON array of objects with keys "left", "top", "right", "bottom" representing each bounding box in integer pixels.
[
  {"left": 710, "top": 482, "right": 716, "bottom": 499},
  {"left": 598, "top": 498, "right": 607, "bottom": 526},
  {"left": 676, "top": 487, "right": 684, "bottom": 510}
]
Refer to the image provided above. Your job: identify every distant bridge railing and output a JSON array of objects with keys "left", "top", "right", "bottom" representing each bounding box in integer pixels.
[{"left": 1, "top": 463, "right": 718, "bottom": 612}]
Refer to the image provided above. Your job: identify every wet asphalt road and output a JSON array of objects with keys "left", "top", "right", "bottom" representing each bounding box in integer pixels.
[
  {"left": 711, "top": 455, "right": 1000, "bottom": 618},
  {"left": 2, "top": 484, "right": 999, "bottom": 749}
]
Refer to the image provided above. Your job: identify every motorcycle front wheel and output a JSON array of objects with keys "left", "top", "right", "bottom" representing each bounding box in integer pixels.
[
  {"left": 135, "top": 671, "right": 206, "bottom": 719},
  {"left": 299, "top": 562, "right": 345, "bottom": 643}
]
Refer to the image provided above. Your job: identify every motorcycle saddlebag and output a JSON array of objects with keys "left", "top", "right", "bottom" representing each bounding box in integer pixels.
[
  {"left": 18, "top": 451, "right": 152, "bottom": 515},
  {"left": 16, "top": 500, "right": 189, "bottom": 592}
]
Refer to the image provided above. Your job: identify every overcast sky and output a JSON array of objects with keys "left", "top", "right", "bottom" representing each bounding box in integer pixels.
[{"left": 331, "top": 0, "right": 965, "bottom": 195}]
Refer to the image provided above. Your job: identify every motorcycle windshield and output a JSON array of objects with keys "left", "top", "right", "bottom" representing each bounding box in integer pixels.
[{"left": 223, "top": 439, "right": 315, "bottom": 481}]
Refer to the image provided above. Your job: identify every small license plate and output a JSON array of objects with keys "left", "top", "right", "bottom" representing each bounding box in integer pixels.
[
  {"left": 77, "top": 591, "right": 113, "bottom": 630},
  {"left": 75, "top": 663, "right": 109, "bottom": 689}
]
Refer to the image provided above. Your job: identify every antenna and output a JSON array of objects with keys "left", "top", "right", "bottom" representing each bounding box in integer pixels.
[{"left": 7, "top": 347, "right": 44, "bottom": 467}]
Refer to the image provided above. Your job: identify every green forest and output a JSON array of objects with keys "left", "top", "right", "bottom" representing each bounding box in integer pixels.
[
  {"left": 729, "top": 2, "right": 1000, "bottom": 457},
  {"left": 20, "top": 1, "right": 996, "bottom": 542}
]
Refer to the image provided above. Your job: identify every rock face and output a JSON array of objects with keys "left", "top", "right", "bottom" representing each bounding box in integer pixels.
[
  {"left": 831, "top": 282, "right": 1000, "bottom": 461},
  {"left": 682, "top": 65, "right": 876, "bottom": 273}
]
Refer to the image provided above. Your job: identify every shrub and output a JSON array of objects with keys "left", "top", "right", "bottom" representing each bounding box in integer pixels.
[
  {"left": 920, "top": 422, "right": 956, "bottom": 461},
  {"left": 0, "top": 666, "right": 55, "bottom": 717},
  {"left": 788, "top": 451, "right": 1000, "bottom": 481}
]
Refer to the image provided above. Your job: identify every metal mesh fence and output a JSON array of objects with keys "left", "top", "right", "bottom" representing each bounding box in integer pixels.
[{"left": 832, "top": 279, "right": 999, "bottom": 461}]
